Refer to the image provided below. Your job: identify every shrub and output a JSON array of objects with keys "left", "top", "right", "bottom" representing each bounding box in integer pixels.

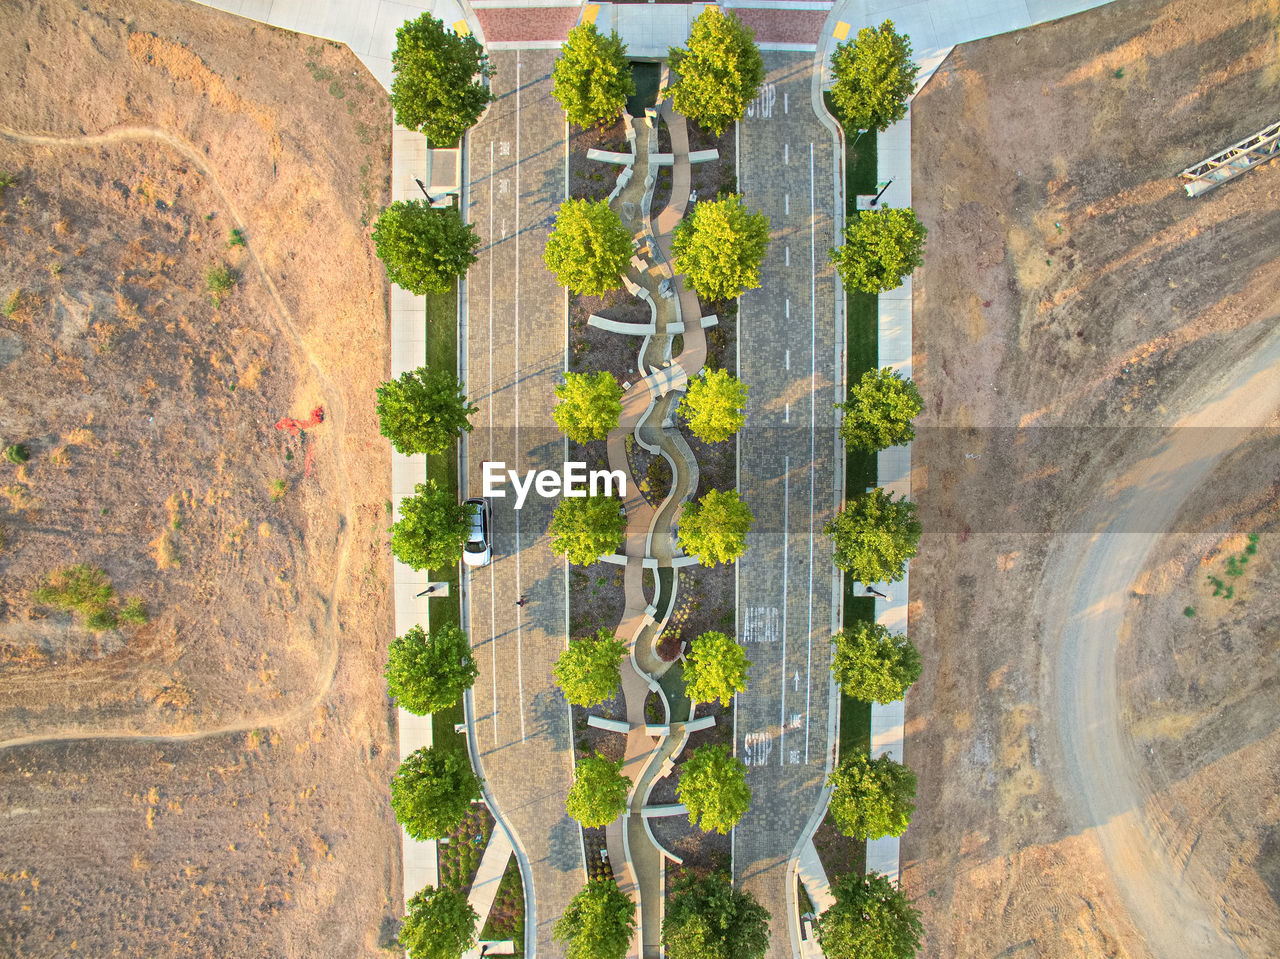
[
  {"left": 269, "top": 479, "right": 288, "bottom": 501},
  {"left": 206, "top": 265, "right": 238, "bottom": 305},
  {"left": 32, "top": 565, "right": 115, "bottom": 613},
  {"left": 227, "top": 227, "right": 247, "bottom": 247},
  {"left": 119, "top": 598, "right": 150, "bottom": 626},
  {"left": 5, "top": 443, "right": 30, "bottom": 464}
]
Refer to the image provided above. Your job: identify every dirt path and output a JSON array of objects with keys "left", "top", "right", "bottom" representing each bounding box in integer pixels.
[
  {"left": 1038, "top": 324, "right": 1280, "bottom": 958},
  {"left": 0, "top": 123, "right": 351, "bottom": 748}
]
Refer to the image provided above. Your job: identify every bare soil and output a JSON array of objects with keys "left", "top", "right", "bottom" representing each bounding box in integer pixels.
[
  {"left": 903, "top": 0, "right": 1280, "bottom": 957},
  {"left": 0, "top": 1, "right": 397, "bottom": 955}
]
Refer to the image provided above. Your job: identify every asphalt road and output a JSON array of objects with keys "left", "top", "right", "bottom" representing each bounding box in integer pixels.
[
  {"left": 1040, "top": 324, "right": 1280, "bottom": 959},
  {"left": 733, "top": 52, "right": 842, "bottom": 959},
  {"left": 462, "top": 49, "right": 580, "bottom": 958}
]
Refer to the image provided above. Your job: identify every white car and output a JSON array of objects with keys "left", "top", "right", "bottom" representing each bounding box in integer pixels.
[{"left": 462, "top": 498, "right": 492, "bottom": 568}]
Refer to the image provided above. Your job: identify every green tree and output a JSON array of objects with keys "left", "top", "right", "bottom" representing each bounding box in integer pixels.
[
  {"left": 816, "top": 872, "right": 923, "bottom": 959},
  {"left": 553, "top": 23, "right": 636, "bottom": 128},
  {"left": 662, "top": 872, "right": 770, "bottom": 959},
  {"left": 826, "top": 753, "right": 916, "bottom": 840},
  {"left": 554, "top": 879, "right": 637, "bottom": 959},
  {"left": 554, "top": 627, "right": 627, "bottom": 707},
  {"left": 386, "top": 623, "right": 479, "bottom": 715},
  {"left": 667, "top": 7, "right": 765, "bottom": 137},
  {"left": 677, "top": 489, "right": 753, "bottom": 567},
  {"left": 831, "top": 622, "right": 921, "bottom": 704},
  {"left": 554, "top": 371, "right": 624, "bottom": 444},
  {"left": 676, "top": 744, "right": 751, "bottom": 834},
  {"left": 679, "top": 369, "right": 747, "bottom": 443},
  {"left": 376, "top": 366, "right": 478, "bottom": 455},
  {"left": 824, "top": 488, "right": 920, "bottom": 584},
  {"left": 550, "top": 494, "right": 626, "bottom": 566},
  {"left": 390, "top": 482, "right": 473, "bottom": 572},
  {"left": 390, "top": 13, "right": 493, "bottom": 146},
  {"left": 400, "top": 884, "right": 479, "bottom": 959},
  {"left": 566, "top": 753, "right": 631, "bottom": 827},
  {"left": 829, "top": 20, "right": 918, "bottom": 133},
  {"left": 830, "top": 207, "right": 927, "bottom": 294},
  {"left": 372, "top": 201, "right": 480, "bottom": 295},
  {"left": 390, "top": 745, "right": 483, "bottom": 840},
  {"left": 838, "top": 367, "right": 922, "bottom": 453},
  {"left": 685, "top": 631, "right": 751, "bottom": 707},
  {"left": 671, "top": 194, "right": 770, "bottom": 302},
  {"left": 544, "top": 198, "right": 633, "bottom": 295}
]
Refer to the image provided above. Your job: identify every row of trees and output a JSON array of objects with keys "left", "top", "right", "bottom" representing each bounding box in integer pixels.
[
  {"left": 543, "top": 192, "right": 772, "bottom": 304},
  {"left": 554, "top": 871, "right": 770, "bottom": 959}
]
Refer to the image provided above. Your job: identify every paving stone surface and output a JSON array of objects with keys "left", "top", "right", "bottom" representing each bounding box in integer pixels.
[
  {"left": 734, "top": 51, "right": 842, "bottom": 959},
  {"left": 464, "top": 49, "right": 581, "bottom": 959}
]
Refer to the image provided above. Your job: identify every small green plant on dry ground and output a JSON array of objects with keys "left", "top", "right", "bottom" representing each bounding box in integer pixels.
[
  {"left": 269, "top": 479, "right": 288, "bottom": 501},
  {"left": 227, "top": 227, "right": 247, "bottom": 247},
  {"left": 206, "top": 264, "right": 238, "bottom": 305},
  {"left": 5, "top": 443, "right": 30, "bottom": 464},
  {"left": 30, "top": 565, "right": 149, "bottom": 632},
  {"left": 1206, "top": 532, "right": 1260, "bottom": 600},
  {"left": 0, "top": 171, "right": 17, "bottom": 199}
]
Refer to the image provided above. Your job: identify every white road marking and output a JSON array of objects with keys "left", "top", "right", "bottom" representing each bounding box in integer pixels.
[
  {"left": 785, "top": 298, "right": 790, "bottom": 319},
  {"left": 784, "top": 402, "right": 790, "bottom": 423},
  {"left": 805, "top": 142, "right": 817, "bottom": 763},
  {"left": 785, "top": 194, "right": 790, "bottom": 216},
  {"left": 514, "top": 59, "right": 526, "bottom": 744},
  {"left": 784, "top": 91, "right": 789, "bottom": 114},
  {"left": 779, "top": 457, "right": 790, "bottom": 766},
  {"left": 785, "top": 349, "right": 790, "bottom": 370},
  {"left": 784, "top": 142, "right": 789, "bottom": 165},
  {"left": 785, "top": 246, "right": 790, "bottom": 266}
]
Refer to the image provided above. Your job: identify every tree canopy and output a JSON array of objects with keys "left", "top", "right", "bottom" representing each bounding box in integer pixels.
[
  {"left": 554, "top": 371, "right": 625, "bottom": 444},
  {"left": 662, "top": 872, "right": 770, "bottom": 959},
  {"left": 816, "top": 871, "right": 923, "bottom": 959},
  {"left": 830, "top": 622, "right": 921, "bottom": 705},
  {"left": 830, "top": 207, "right": 927, "bottom": 294},
  {"left": 390, "top": 482, "right": 473, "bottom": 573},
  {"left": 824, "top": 488, "right": 920, "bottom": 584},
  {"left": 554, "top": 879, "right": 638, "bottom": 959},
  {"left": 676, "top": 743, "right": 752, "bottom": 834},
  {"left": 372, "top": 201, "right": 480, "bottom": 295},
  {"left": 671, "top": 194, "right": 770, "bottom": 302},
  {"left": 399, "top": 885, "right": 479, "bottom": 959},
  {"left": 390, "top": 745, "right": 483, "bottom": 840},
  {"left": 839, "top": 367, "right": 922, "bottom": 454},
  {"left": 390, "top": 13, "right": 493, "bottom": 146},
  {"left": 550, "top": 494, "right": 627, "bottom": 566},
  {"left": 544, "top": 198, "right": 634, "bottom": 295},
  {"left": 679, "top": 369, "right": 747, "bottom": 443},
  {"left": 553, "top": 23, "right": 636, "bottom": 128},
  {"left": 685, "top": 631, "right": 751, "bottom": 707},
  {"left": 829, "top": 20, "right": 918, "bottom": 133},
  {"left": 667, "top": 7, "right": 765, "bottom": 137},
  {"left": 566, "top": 753, "right": 632, "bottom": 828},
  {"left": 386, "top": 623, "right": 479, "bottom": 715},
  {"left": 553, "top": 627, "right": 627, "bottom": 707},
  {"left": 376, "top": 366, "right": 478, "bottom": 455},
  {"left": 826, "top": 753, "right": 917, "bottom": 840},
  {"left": 677, "top": 489, "right": 753, "bottom": 567}
]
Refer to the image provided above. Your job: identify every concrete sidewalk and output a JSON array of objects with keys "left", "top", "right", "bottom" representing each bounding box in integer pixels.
[
  {"left": 466, "top": 825, "right": 515, "bottom": 938},
  {"left": 192, "top": 0, "right": 470, "bottom": 89}
]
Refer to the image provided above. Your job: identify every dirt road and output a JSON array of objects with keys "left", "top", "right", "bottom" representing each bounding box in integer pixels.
[
  {"left": 1042, "top": 325, "right": 1280, "bottom": 958},
  {"left": 903, "top": 0, "right": 1280, "bottom": 955}
]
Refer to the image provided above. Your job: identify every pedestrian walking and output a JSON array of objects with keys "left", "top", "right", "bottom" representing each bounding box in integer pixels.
[
  {"left": 865, "top": 586, "right": 888, "bottom": 599},
  {"left": 514, "top": 596, "right": 527, "bottom": 608}
]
